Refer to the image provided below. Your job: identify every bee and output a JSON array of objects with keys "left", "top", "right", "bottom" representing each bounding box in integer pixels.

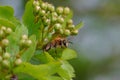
[{"left": 43, "top": 37, "right": 69, "bottom": 51}]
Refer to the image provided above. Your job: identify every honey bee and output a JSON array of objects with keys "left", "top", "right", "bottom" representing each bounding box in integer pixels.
[{"left": 43, "top": 37, "right": 69, "bottom": 51}]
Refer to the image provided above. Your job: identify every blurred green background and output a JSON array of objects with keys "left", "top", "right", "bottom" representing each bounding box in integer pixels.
[{"left": 0, "top": 0, "right": 120, "bottom": 80}]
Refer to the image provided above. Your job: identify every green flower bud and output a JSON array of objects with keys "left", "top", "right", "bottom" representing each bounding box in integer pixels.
[
  {"left": 51, "top": 6, "right": 55, "bottom": 12},
  {"left": 64, "top": 7, "right": 70, "bottom": 15},
  {"left": 44, "top": 38, "right": 49, "bottom": 42},
  {"left": 57, "top": 17, "right": 64, "bottom": 23},
  {"left": 52, "top": 12, "right": 58, "bottom": 17},
  {"left": 39, "top": 10, "right": 46, "bottom": 16},
  {"left": 52, "top": 16, "right": 57, "bottom": 22},
  {"left": 59, "top": 29, "right": 64, "bottom": 34},
  {"left": 15, "top": 58, "right": 22, "bottom": 66},
  {"left": 34, "top": 6, "right": 41, "bottom": 13},
  {"left": 71, "top": 29, "right": 79, "bottom": 35},
  {"left": 42, "top": 16, "right": 47, "bottom": 20},
  {"left": 49, "top": 5, "right": 55, "bottom": 12},
  {"left": 0, "top": 56, "right": 3, "bottom": 62},
  {"left": 56, "top": 7, "right": 63, "bottom": 14},
  {"left": 48, "top": 4, "right": 55, "bottom": 12},
  {"left": 54, "top": 23, "right": 62, "bottom": 30},
  {"left": 22, "top": 34, "right": 28, "bottom": 40},
  {"left": 41, "top": 3, "right": 47, "bottom": 10},
  {"left": 68, "top": 24, "right": 75, "bottom": 29},
  {"left": 2, "top": 39, "right": 9, "bottom": 46},
  {"left": 46, "top": 11, "right": 50, "bottom": 17},
  {"left": 1, "top": 26, "right": 6, "bottom": 31},
  {"left": 64, "top": 29, "right": 71, "bottom": 36},
  {"left": 0, "top": 30, "right": 4, "bottom": 37},
  {"left": 67, "top": 19, "right": 73, "bottom": 24},
  {"left": 5, "top": 27, "right": 12, "bottom": 34},
  {"left": 2, "top": 59, "right": 10, "bottom": 67},
  {"left": 20, "top": 39, "right": 26, "bottom": 46},
  {"left": 33, "top": 0, "right": 39, "bottom": 7},
  {"left": 26, "top": 39, "right": 32, "bottom": 46},
  {"left": 42, "top": 15, "right": 47, "bottom": 22},
  {"left": 46, "top": 19, "right": 51, "bottom": 25},
  {"left": 42, "top": 16, "right": 49, "bottom": 24},
  {"left": 3, "top": 52, "right": 10, "bottom": 59},
  {"left": 51, "top": 30, "right": 55, "bottom": 34}
]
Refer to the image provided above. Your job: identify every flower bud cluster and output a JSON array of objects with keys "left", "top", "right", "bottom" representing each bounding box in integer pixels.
[
  {"left": 20, "top": 34, "right": 32, "bottom": 47},
  {"left": 0, "top": 25, "right": 12, "bottom": 39},
  {"left": 0, "top": 51, "right": 22, "bottom": 72},
  {"left": 0, "top": 25, "right": 32, "bottom": 79},
  {"left": 0, "top": 25, "right": 12, "bottom": 48},
  {"left": 0, "top": 52, "right": 22, "bottom": 80},
  {"left": 1, "top": 53, "right": 23, "bottom": 80},
  {"left": 32, "top": 0, "right": 79, "bottom": 39},
  {"left": 0, "top": 52, "right": 11, "bottom": 68}
]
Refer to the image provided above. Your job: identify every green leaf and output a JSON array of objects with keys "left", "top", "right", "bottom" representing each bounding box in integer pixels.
[
  {"left": 21, "top": 35, "right": 36, "bottom": 62},
  {"left": 6, "top": 44, "right": 19, "bottom": 57},
  {"left": 0, "top": 6, "right": 14, "bottom": 19},
  {"left": 14, "top": 62, "right": 61, "bottom": 80},
  {"left": 6, "top": 25, "right": 28, "bottom": 56},
  {"left": 8, "top": 25, "right": 28, "bottom": 43},
  {"left": 34, "top": 51, "right": 55, "bottom": 63},
  {"left": 47, "top": 76, "right": 63, "bottom": 80},
  {"left": 22, "top": 0, "right": 34, "bottom": 27},
  {"left": 57, "top": 61, "right": 75, "bottom": 80},
  {"left": 17, "top": 73, "right": 36, "bottom": 80},
  {"left": 0, "top": 6, "right": 20, "bottom": 29},
  {"left": 0, "top": 18, "right": 16, "bottom": 30},
  {"left": 22, "top": 0, "right": 40, "bottom": 38},
  {"left": 61, "top": 48, "right": 77, "bottom": 60},
  {"left": 75, "top": 21, "right": 84, "bottom": 30},
  {"left": 16, "top": 25, "right": 28, "bottom": 35}
]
